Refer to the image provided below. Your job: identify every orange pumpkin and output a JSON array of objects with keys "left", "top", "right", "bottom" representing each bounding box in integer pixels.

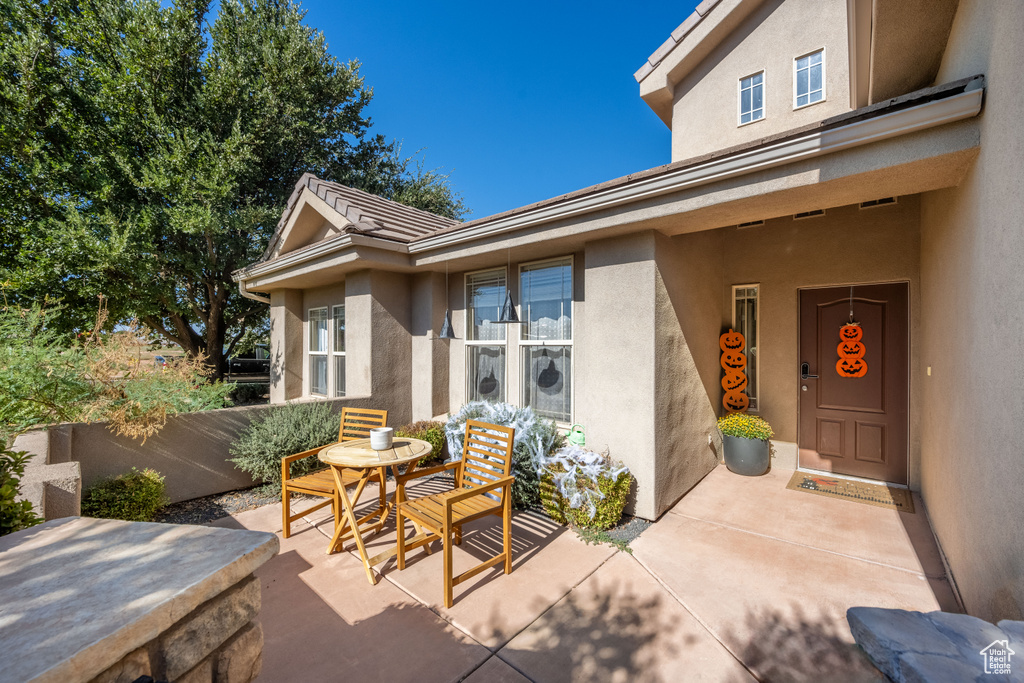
[
  {"left": 721, "top": 370, "right": 748, "bottom": 392},
  {"left": 719, "top": 328, "right": 745, "bottom": 352},
  {"left": 836, "top": 357, "right": 868, "bottom": 378},
  {"left": 723, "top": 389, "right": 750, "bottom": 412},
  {"left": 839, "top": 323, "right": 863, "bottom": 342},
  {"left": 720, "top": 351, "right": 746, "bottom": 371},
  {"left": 837, "top": 341, "right": 865, "bottom": 360}
]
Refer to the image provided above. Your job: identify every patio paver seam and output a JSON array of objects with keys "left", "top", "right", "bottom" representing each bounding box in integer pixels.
[
  {"left": 463, "top": 652, "right": 538, "bottom": 683},
  {"left": 673, "top": 511, "right": 947, "bottom": 579},
  {"left": 627, "top": 551, "right": 765, "bottom": 682}
]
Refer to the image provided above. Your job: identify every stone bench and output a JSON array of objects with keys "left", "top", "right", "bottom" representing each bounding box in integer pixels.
[{"left": 0, "top": 517, "right": 278, "bottom": 683}]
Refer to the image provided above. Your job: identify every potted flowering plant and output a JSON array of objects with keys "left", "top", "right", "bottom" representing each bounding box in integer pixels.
[{"left": 717, "top": 413, "right": 774, "bottom": 476}]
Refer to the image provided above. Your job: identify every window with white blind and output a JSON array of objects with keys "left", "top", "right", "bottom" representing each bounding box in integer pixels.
[
  {"left": 520, "top": 257, "right": 572, "bottom": 423},
  {"left": 465, "top": 269, "right": 507, "bottom": 403},
  {"left": 308, "top": 307, "right": 329, "bottom": 396},
  {"left": 332, "top": 304, "right": 345, "bottom": 397}
]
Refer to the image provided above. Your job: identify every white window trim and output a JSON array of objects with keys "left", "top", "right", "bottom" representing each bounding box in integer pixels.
[
  {"left": 464, "top": 267, "right": 509, "bottom": 403},
  {"left": 332, "top": 304, "right": 345, "bottom": 398},
  {"left": 731, "top": 284, "right": 759, "bottom": 413},
  {"left": 738, "top": 70, "right": 766, "bottom": 127},
  {"left": 518, "top": 255, "right": 575, "bottom": 425},
  {"left": 793, "top": 48, "right": 826, "bottom": 111},
  {"left": 308, "top": 306, "right": 329, "bottom": 397}
]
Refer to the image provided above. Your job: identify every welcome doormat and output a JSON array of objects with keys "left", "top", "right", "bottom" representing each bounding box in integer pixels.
[{"left": 786, "top": 472, "right": 915, "bottom": 513}]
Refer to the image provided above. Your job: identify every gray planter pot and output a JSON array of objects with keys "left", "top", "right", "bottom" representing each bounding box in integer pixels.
[{"left": 722, "top": 434, "right": 770, "bottom": 476}]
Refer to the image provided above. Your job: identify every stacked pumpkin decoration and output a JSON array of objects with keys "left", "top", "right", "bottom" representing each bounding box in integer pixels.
[
  {"left": 836, "top": 323, "right": 868, "bottom": 378},
  {"left": 720, "top": 329, "right": 749, "bottom": 413}
]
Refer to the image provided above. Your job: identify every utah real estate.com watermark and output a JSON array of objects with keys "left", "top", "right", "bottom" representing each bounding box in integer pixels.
[{"left": 980, "top": 639, "right": 1015, "bottom": 675}]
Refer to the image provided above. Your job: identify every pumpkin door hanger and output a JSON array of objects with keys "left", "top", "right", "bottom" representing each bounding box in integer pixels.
[
  {"left": 719, "top": 328, "right": 749, "bottom": 413},
  {"left": 836, "top": 323, "right": 867, "bottom": 378}
]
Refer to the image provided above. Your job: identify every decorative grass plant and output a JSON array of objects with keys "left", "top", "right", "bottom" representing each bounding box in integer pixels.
[{"left": 717, "top": 413, "right": 774, "bottom": 441}]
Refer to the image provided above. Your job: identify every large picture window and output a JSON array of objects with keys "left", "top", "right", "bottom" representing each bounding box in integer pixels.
[
  {"left": 308, "top": 307, "right": 329, "bottom": 396},
  {"left": 332, "top": 304, "right": 345, "bottom": 397},
  {"left": 520, "top": 257, "right": 572, "bottom": 423},
  {"left": 465, "top": 269, "right": 507, "bottom": 403},
  {"left": 732, "top": 285, "right": 758, "bottom": 411}
]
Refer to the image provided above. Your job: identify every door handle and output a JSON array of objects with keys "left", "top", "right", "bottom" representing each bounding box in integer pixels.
[{"left": 801, "top": 363, "right": 818, "bottom": 380}]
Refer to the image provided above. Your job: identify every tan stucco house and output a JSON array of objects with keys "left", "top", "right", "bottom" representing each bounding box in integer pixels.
[{"left": 235, "top": 0, "right": 1023, "bottom": 622}]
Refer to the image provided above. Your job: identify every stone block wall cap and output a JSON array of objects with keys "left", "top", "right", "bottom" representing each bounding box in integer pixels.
[{"left": 0, "top": 517, "right": 279, "bottom": 683}]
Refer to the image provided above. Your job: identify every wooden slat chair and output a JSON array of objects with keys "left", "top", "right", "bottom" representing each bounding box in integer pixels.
[
  {"left": 281, "top": 407, "right": 388, "bottom": 538},
  {"left": 395, "top": 419, "right": 515, "bottom": 607}
]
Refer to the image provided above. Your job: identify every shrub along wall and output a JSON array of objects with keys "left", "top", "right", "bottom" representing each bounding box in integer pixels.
[{"left": 22, "top": 397, "right": 373, "bottom": 507}]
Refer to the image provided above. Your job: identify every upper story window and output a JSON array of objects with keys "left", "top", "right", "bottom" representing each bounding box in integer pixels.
[
  {"left": 739, "top": 72, "right": 765, "bottom": 125},
  {"left": 309, "top": 307, "right": 329, "bottom": 396},
  {"left": 520, "top": 257, "right": 573, "bottom": 423},
  {"left": 466, "top": 269, "right": 507, "bottom": 403},
  {"left": 794, "top": 50, "right": 824, "bottom": 108}
]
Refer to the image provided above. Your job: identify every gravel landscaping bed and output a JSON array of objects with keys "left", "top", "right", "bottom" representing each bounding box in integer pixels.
[
  {"left": 154, "top": 486, "right": 281, "bottom": 525},
  {"left": 604, "top": 514, "right": 651, "bottom": 545}
]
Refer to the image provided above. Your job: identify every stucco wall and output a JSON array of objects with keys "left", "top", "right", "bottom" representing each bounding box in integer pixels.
[
  {"left": 671, "top": 0, "right": 851, "bottom": 161},
  {"left": 580, "top": 234, "right": 660, "bottom": 519},
  {"left": 411, "top": 272, "right": 450, "bottom": 421},
  {"left": 653, "top": 232, "right": 724, "bottom": 511},
  {"left": 269, "top": 289, "right": 302, "bottom": 403},
  {"left": 919, "top": 0, "right": 1024, "bottom": 622}
]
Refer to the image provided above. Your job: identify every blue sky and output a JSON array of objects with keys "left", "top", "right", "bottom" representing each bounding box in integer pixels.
[{"left": 299, "top": 1, "right": 700, "bottom": 219}]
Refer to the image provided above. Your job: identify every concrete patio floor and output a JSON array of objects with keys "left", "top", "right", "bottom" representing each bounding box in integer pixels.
[{"left": 213, "top": 465, "right": 958, "bottom": 682}]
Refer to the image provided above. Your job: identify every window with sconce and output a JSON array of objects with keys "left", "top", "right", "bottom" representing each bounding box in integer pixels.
[
  {"left": 732, "top": 285, "right": 758, "bottom": 411},
  {"left": 520, "top": 257, "right": 572, "bottom": 423},
  {"left": 465, "top": 269, "right": 507, "bottom": 403},
  {"left": 308, "top": 307, "right": 329, "bottom": 397}
]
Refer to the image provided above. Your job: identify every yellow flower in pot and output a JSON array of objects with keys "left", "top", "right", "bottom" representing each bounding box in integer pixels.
[{"left": 717, "top": 413, "right": 774, "bottom": 476}]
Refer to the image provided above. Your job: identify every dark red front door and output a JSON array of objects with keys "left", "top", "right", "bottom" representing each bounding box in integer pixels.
[{"left": 798, "top": 283, "right": 909, "bottom": 484}]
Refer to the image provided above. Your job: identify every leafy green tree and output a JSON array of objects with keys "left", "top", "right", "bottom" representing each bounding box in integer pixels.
[{"left": 0, "top": 0, "right": 467, "bottom": 376}]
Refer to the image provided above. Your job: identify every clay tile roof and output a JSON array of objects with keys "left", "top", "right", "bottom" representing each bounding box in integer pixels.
[{"left": 634, "top": 0, "right": 722, "bottom": 83}]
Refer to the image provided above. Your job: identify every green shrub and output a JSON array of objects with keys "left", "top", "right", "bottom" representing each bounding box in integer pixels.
[
  {"left": 82, "top": 468, "right": 167, "bottom": 522},
  {"left": 539, "top": 447, "right": 632, "bottom": 530},
  {"left": 717, "top": 413, "right": 774, "bottom": 441},
  {"left": 229, "top": 382, "right": 269, "bottom": 405},
  {"left": 1, "top": 448, "right": 43, "bottom": 536},
  {"left": 394, "top": 420, "right": 446, "bottom": 466},
  {"left": 444, "top": 402, "right": 564, "bottom": 509},
  {"left": 229, "top": 402, "right": 340, "bottom": 491}
]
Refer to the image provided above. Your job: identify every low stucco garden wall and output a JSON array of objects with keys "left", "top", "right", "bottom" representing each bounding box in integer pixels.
[{"left": 15, "top": 396, "right": 375, "bottom": 519}]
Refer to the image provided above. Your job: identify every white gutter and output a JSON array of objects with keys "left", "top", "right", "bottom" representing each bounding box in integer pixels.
[
  {"left": 237, "top": 84, "right": 982, "bottom": 280},
  {"left": 410, "top": 86, "right": 983, "bottom": 253},
  {"left": 238, "top": 280, "right": 271, "bottom": 304}
]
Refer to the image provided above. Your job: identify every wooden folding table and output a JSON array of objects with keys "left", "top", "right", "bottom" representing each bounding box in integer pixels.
[{"left": 318, "top": 437, "right": 431, "bottom": 584}]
